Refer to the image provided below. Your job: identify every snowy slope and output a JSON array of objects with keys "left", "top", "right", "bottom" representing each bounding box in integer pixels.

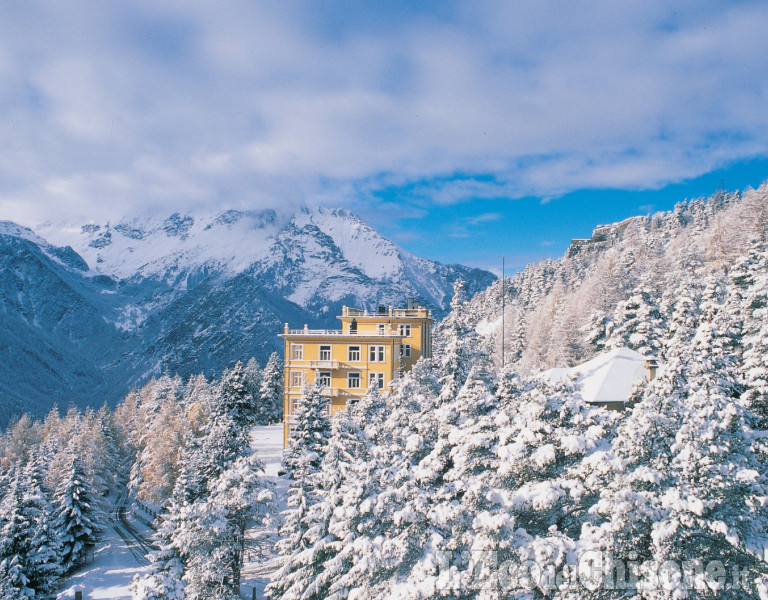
[{"left": 293, "top": 208, "right": 401, "bottom": 279}]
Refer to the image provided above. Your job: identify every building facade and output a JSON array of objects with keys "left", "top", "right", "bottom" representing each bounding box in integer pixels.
[{"left": 280, "top": 302, "right": 433, "bottom": 443}]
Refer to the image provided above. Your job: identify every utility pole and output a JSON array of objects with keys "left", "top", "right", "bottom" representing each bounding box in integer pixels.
[{"left": 501, "top": 256, "right": 505, "bottom": 368}]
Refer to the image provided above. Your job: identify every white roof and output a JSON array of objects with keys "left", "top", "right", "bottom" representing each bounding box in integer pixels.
[{"left": 541, "top": 347, "right": 650, "bottom": 404}]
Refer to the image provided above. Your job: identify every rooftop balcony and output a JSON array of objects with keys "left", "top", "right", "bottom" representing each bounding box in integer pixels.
[
  {"left": 341, "top": 305, "right": 432, "bottom": 319},
  {"left": 282, "top": 324, "right": 406, "bottom": 337}
]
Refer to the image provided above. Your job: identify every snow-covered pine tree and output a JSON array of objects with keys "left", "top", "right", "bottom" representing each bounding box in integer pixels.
[
  {"left": 387, "top": 367, "right": 500, "bottom": 597},
  {"left": 95, "top": 403, "right": 121, "bottom": 492},
  {"left": 607, "top": 286, "right": 665, "bottom": 357},
  {"left": 271, "top": 384, "right": 333, "bottom": 598},
  {"left": 587, "top": 274, "right": 768, "bottom": 599},
  {"left": 259, "top": 352, "right": 284, "bottom": 425},
  {"left": 583, "top": 310, "right": 613, "bottom": 355},
  {"left": 349, "top": 382, "right": 389, "bottom": 444},
  {"left": 283, "top": 382, "right": 331, "bottom": 480},
  {"left": 0, "top": 466, "right": 35, "bottom": 599},
  {"left": 0, "top": 554, "right": 32, "bottom": 600},
  {"left": 137, "top": 364, "right": 274, "bottom": 600},
  {"left": 218, "top": 361, "right": 257, "bottom": 428},
  {"left": 736, "top": 241, "right": 768, "bottom": 426},
  {"left": 268, "top": 410, "right": 366, "bottom": 600},
  {"left": 20, "top": 452, "right": 63, "bottom": 596},
  {"left": 175, "top": 452, "right": 272, "bottom": 600},
  {"left": 53, "top": 446, "right": 101, "bottom": 572},
  {"left": 336, "top": 363, "right": 443, "bottom": 599},
  {"left": 432, "top": 280, "right": 489, "bottom": 401},
  {"left": 131, "top": 497, "right": 187, "bottom": 600},
  {"left": 244, "top": 357, "right": 263, "bottom": 422}
]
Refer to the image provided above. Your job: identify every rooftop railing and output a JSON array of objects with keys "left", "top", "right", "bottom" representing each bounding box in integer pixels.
[
  {"left": 341, "top": 306, "right": 431, "bottom": 319},
  {"left": 283, "top": 328, "right": 407, "bottom": 336}
]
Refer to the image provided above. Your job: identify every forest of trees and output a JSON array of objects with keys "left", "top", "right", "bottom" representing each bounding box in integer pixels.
[
  {"left": 0, "top": 354, "right": 282, "bottom": 599},
  {"left": 2, "top": 185, "right": 768, "bottom": 599},
  {"left": 267, "top": 186, "right": 768, "bottom": 599}
]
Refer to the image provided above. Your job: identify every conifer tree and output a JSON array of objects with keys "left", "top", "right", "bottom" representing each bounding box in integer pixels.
[
  {"left": 133, "top": 368, "right": 274, "bottom": 600},
  {"left": 586, "top": 277, "right": 768, "bottom": 599},
  {"left": 259, "top": 352, "right": 284, "bottom": 424},
  {"left": 0, "top": 554, "right": 31, "bottom": 600},
  {"left": 283, "top": 382, "right": 331, "bottom": 480},
  {"left": 218, "top": 361, "right": 257, "bottom": 428},
  {"left": 131, "top": 497, "right": 187, "bottom": 600},
  {"left": 0, "top": 467, "right": 35, "bottom": 599},
  {"left": 433, "top": 280, "right": 489, "bottom": 401},
  {"left": 583, "top": 310, "right": 613, "bottom": 354},
  {"left": 607, "top": 287, "right": 665, "bottom": 356},
  {"left": 268, "top": 411, "right": 366, "bottom": 600},
  {"left": 737, "top": 242, "right": 768, "bottom": 426},
  {"left": 20, "top": 453, "right": 62, "bottom": 596},
  {"left": 53, "top": 449, "right": 101, "bottom": 572}
]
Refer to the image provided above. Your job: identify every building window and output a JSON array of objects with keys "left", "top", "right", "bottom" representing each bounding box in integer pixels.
[
  {"left": 290, "top": 371, "right": 304, "bottom": 388},
  {"left": 289, "top": 397, "right": 300, "bottom": 413},
  {"left": 377, "top": 324, "right": 385, "bottom": 335},
  {"left": 319, "top": 345, "right": 332, "bottom": 361},
  {"left": 369, "top": 372, "right": 385, "bottom": 389},
  {"left": 348, "top": 345, "right": 361, "bottom": 361},
  {"left": 290, "top": 344, "right": 304, "bottom": 360},
  {"left": 317, "top": 371, "right": 331, "bottom": 388},
  {"left": 399, "top": 324, "right": 411, "bottom": 337},
  {"left": 369, "top": 345, "right": 385, "bottom": 362},
  {"left": 401, "top": 344, "right": 411, "bottom": 358},
  {"left": 348, "top": 372, "right": 361, "bottom": 388}
]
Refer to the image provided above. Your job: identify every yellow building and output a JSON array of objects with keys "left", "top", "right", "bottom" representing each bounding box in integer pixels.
[{"left": 280, "top": 302, "right": 433, "bottom": 443}]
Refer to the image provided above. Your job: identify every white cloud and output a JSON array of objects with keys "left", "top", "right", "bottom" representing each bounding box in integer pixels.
[{"left": 1, "top": 0, "right": 767, "bottom": 227}]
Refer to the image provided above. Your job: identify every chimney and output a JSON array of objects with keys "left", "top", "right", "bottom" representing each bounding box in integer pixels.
[
  {"left": 644, "top": 358, "right": 659, "bottom": 381},
  {"left": 407, "top": 297, "right": 414, "bottom": 309}
]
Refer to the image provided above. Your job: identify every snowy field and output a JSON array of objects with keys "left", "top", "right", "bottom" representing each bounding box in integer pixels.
[{"left": 58, "top": 424, "right": 285, "bottom": 599}]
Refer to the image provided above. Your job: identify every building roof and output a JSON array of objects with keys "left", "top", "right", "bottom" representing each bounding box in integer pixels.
[{"left": 541, "top": 346, "right": 650, "bottom": 404}]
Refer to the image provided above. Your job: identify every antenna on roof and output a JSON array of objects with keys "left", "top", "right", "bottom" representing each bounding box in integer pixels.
[{"left": 501, "top": 256, "right": 505, "bottom": 369}]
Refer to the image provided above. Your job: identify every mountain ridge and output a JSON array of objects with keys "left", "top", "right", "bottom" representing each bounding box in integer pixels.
[{"left": 0, "top": 207, "right": 494, "bottom": 426}]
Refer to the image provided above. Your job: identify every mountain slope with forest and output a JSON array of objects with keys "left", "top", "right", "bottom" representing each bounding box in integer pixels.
[{"left": 0, "top": 208, "right": 494, "bottom": 426}]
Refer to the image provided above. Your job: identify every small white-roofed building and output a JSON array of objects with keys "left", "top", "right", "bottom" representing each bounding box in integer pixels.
[{"left": 541, "top": 347, "right": 657, "bottom": 410}]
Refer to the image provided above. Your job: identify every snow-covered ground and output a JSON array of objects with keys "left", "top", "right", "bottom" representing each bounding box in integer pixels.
[
  {"left": 251, "top": 424, "right": 285, "bottom": 476},
  {"left": 243, "top": 424, "right": 289, "bottom": 599},
  {"left": 58, "top": 424, "right": 286, "bottom": 599},
  {"left": 56, "top": 516, "right": 149, "bottom": 600}
]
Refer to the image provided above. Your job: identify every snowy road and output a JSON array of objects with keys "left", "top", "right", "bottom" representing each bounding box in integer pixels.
[
  {"left": 56, "top": 508, "right": 150, "bottom": 599},
  {"left": 111, "top": 488, "right": 156, "bottom": 567}
]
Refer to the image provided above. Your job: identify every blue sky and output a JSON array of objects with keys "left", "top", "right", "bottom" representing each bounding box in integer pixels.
[{"left": 2, "top": 1, "right": 768, "bottom": 273}]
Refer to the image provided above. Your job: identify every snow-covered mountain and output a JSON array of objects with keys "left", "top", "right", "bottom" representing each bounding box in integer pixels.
[
  {"left": 37, "top": 207, "right": 491, "bottom": 317},
  {"left": 0, "top": 208, "right": 494, "bottom": 425}
]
